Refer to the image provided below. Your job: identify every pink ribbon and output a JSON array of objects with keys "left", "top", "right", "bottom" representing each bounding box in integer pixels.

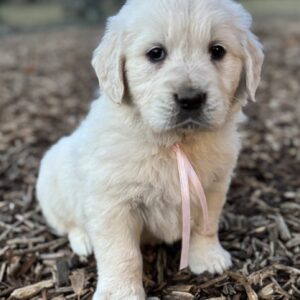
[{"left": 173, "top": 144, "right": 210, "bottom": 270}]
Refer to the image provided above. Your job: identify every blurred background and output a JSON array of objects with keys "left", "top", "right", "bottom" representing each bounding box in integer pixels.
[
  {"left": 0, "top": 1, "right": 299, "bottom": 300},
  {"left": 0, "top": 0, "right": 300, "bottom": 34},
  {"left": 0, "top": 0, "right": 124, "bottom": 34}
]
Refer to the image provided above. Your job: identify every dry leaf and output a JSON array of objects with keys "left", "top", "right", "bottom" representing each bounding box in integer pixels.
[{"left": 69, "top": 269, "right": 85, "bottom": 296}]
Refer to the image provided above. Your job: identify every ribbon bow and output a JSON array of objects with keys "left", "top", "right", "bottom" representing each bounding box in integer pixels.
[{"left": 173, "top": 143, "right": 210, "bottom": 270}]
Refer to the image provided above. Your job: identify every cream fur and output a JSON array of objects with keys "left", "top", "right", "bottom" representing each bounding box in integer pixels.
[{"left": 36, "top": 0, "right": 263, "bottom": 299}]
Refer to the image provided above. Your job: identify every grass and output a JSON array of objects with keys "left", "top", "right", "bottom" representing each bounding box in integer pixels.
[
  {"left": 240, "top": 0, "right": 300, "bottom": 16},
  {"left": 0, "top": 3, "right": 64, "bottom": 27},
  {"left": 0, "top": 1, "right": 300, "bottom": 29}
]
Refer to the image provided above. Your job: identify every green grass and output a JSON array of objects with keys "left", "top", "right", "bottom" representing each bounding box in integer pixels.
[
  {"left": 240, "top": 0, "right": 300, "bottom": 16},
  {"left": 0, "top": 1, "right": 299, "bottom": 29},
  {"left": 0, "top": 3, "right": 64, "bottom": 27}
]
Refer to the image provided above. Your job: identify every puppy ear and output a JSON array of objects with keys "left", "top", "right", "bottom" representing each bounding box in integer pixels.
[
  {"left": 92, "top": 18, "right": 125, "bottom": 104},
  {"left": 242, "top": 31, "right": 264, "bottom": 103}
]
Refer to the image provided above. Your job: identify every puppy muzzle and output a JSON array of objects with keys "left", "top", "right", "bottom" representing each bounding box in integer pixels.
[{"left": 172, "top": 88, "right": 211, "bottom": 130}]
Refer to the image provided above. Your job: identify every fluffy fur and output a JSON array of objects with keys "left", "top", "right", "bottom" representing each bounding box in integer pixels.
[{"left": 36, "top": 0, "right": 264, "bottom": 299}]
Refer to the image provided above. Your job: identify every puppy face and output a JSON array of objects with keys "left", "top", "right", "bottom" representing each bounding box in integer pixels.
[{"left": 93, "top": 0, "right": 264, "bottom": 133}]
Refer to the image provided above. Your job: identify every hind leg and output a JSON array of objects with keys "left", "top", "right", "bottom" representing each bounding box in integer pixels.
[
  {"left": 37, "top": 178, "right": 93, "bottom": 257},
  {"left": 39, "top": 189, "right": 93, "bottom": 257},
  {"left": 37, "top": 142, "right": 93, "bottom": 257},
  {"left": 69, "top": 227, "right": 93, "bottom": 256},
  {"left": 39, "top": 191, "right": 93, "bottom": 257}
]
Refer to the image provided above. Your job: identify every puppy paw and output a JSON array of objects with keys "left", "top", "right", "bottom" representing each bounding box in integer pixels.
[
  {"left": 189, "top": 235, "right": 232, "bottom": 275},
  {"left": 69, "top": 228, "right": 93, "bottom": 256},
  {"left": 92, "top": 285, "right": 145, "bottom": 300}
]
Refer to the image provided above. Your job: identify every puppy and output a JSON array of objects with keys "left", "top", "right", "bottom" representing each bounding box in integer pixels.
[{"left": 36, "top": 0, "right": 263, "bottom": 299}]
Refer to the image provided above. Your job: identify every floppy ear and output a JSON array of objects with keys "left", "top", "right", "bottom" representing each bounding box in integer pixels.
[
  {"left": 92, "top": 18, "right": 125, "bottom": 104},
  {"left": 242, "top": 31, "right": 264, "bottom": 103}
]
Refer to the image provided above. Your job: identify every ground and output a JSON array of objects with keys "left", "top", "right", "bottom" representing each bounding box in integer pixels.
[{"left": 0, "top": 19, "right": 300, "bottom": 300}]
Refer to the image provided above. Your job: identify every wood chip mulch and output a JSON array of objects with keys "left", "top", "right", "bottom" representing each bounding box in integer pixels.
[{"left": 0, "top": 23, "right": 299, "bottom": 300}]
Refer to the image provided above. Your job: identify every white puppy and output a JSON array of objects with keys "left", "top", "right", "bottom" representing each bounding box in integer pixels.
[{"left": 36, "top": 0, "right": 263, "bottom": 299}]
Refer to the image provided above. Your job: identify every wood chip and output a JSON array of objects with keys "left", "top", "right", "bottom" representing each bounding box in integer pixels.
[
  {"left": 56, "top": 259, "right": 70, "bottom": 288},
  {"left": 10, "top": 280, "right": 54, "bottom": 299},
  {"left": 168, "top": 291, "right": 194, "bottom": 299}
]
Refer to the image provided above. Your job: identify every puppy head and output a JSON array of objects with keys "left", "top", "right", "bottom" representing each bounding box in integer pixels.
[{"left": 92, "top": 0, "right": 264, "bottom": 132}]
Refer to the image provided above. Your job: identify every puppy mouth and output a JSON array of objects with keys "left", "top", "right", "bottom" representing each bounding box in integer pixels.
[
  {"left": 168, "top": 115, "right": 213, "bottom": 132},
  {"left": 177, "top": 119, "right": 211, "bottom": 130},
  {"left": 169, "top": 108, "right": 212, "bottom": 130}
]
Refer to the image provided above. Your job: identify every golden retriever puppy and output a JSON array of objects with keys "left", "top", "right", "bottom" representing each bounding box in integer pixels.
[{"left": 36, "top": 0, "right": 264, "bottom": 299}]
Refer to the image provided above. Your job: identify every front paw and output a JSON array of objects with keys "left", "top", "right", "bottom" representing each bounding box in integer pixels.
[
  {"left": 189, "top": 235, "right": 232, "bottom": 275},
  {"left": 92, "top": 284, "right": 145, "bottom": 300}
]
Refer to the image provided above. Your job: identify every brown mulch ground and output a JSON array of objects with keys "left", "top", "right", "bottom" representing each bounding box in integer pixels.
[{"left": 0, "top": 22, "right": 300, "bottom": 300}]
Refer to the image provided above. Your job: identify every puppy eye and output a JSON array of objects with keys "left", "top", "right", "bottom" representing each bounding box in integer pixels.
[
  {"left": 146, "top": 47, "right": 167, "bottom": 63},
  {"left": 210, "top": 45, "right": 226, "bottom": 61}
]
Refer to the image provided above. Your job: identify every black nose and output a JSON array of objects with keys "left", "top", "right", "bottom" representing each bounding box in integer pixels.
[{"left": 175, "top": 88, "right": 207, "bottom": 111}]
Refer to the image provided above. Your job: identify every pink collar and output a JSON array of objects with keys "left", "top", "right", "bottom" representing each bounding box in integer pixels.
[{"left": 173, "top": 143, "right": 210, "bottom": 270}]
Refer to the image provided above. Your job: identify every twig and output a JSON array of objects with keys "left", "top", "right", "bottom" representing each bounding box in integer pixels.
[
  {"left": 227, "top": 272, "right": 258, "bottom": 300},
  {"left": 11, "top": 238, "right": 67, "bottom": 256}
]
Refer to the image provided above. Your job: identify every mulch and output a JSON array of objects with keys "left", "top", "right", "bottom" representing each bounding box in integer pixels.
[{"left": 0, "top": 22, "right": 299, "bottom": 300}]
